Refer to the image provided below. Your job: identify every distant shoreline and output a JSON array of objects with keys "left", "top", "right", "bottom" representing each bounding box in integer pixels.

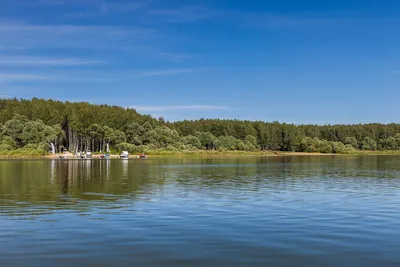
[{"left": 2, "top": 150, "right": 400, "bottom": 159}]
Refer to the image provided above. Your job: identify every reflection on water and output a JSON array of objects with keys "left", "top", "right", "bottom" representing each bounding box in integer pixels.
[{"left": 1, "top": 156, "right": 400, "bottom": 267}]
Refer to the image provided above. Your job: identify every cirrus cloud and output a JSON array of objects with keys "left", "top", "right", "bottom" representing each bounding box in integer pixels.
[{"left": 0, "top": 56, "right": 103, "bottom": 66}]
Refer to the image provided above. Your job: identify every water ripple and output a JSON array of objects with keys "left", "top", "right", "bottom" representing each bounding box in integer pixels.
[{"left": 1, "top": 156, "right": 400, "bottom": 266}]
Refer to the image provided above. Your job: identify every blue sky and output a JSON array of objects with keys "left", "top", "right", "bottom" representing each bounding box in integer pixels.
[{"left": 0, "top": 0, "right": 399, "bottom": 124}]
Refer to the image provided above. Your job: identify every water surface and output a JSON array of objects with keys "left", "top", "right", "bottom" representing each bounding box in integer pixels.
[{"left": 1, "top": 156, "right": 400, "bottom": 267}]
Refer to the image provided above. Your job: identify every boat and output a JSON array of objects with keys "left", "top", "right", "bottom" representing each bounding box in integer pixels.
[
  {"left": 136, "top": 153, "right": 148, "bottom": 159},
  {"left": 100, "top": 153, "right": 111, "bottom": 159},
  {"left": 120, "top": 151, "right": 129, "bottom": 159},
  {"left": 76, "top": 151, "right": 92, "bottom": 159},
  {"left": 85, "top": 151, "right": 92, "bottom": 159}
]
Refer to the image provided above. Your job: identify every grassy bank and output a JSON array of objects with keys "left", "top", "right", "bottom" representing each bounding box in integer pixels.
[
  {"left": 0, "top": 149, "right": 48, "bottom": 158},
  {"left": 345, "top": 150, "right": 400, "bottom": 155},
  {"left": 142, "top": 150, "right": 278, "bottom": 157},
  {"left": 123, "top": 149, "right": 400, "bottom": 157}
]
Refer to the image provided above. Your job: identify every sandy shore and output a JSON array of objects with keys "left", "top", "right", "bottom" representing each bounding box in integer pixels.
[
  {"left": 44, "top": 152, "right": 121, "bottom": 159},
  {"left": 41, "top": 151, "right": 340, "bottom": 159}
]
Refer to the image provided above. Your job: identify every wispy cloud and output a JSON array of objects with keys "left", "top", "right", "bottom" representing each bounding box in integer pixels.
[
  {"left": 134, "top": 68, "right": 195, "bottom": 77},
  {"left": 159, "top": 52, "right": 198, "bottom": 63},
  {"left": 25, "top": 0, "right": 104, "bottom": 6},
  {"left": 0, "top": 68, "right": 197, "bottom": 84},
  {"left": 0, "top": 22, "right": 152, "bottom": 50},
  {"left": 65, "top": 2, "right": 146, "bottom": 18},
  {"left": 133, "top": 105, "right": 230, "bottom": 112},
  {"left": 239, "top": 12, "right": 400, "bottom": 30},
  {"left": 149, "top": 6, "right": 217, "bottom": 23},
  {"left": 0, "top": 73, "right": 47, "bottom": 81},
  {"left": 61, "top": 1, "right": 218, "bottom": 23},
  {"left": 241, "top": 13, "right": 322, "bottom": 29},
  {"left": 0, "top": 56, "right": 103, "bottom": 66}
]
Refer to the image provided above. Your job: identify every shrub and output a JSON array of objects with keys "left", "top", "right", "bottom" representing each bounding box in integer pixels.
[
  {"left": 1, "top": 136, "right": 17, "bottom": 149},
  {"left": 0, "top": 144, "right": 13, "bottom": 151},
  {"left": 361, "top": 137, "right": 377, "bottom": 151},
  {"left": 344, "top": 137, "right": 358, "bottom": 149},
  {"left": 332, "top": 142, "right": 346, "bottom": 153}
]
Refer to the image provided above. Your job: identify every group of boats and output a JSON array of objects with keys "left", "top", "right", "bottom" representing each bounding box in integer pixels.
[
  {"left": 76, "top": 151, "right": 93, "bottom": 159},
  {"left": 119, "top": 151, "right": 148, "bottom": 159},
  {"left": 58, "top": 151, "right": 148, "bottom": 160}
]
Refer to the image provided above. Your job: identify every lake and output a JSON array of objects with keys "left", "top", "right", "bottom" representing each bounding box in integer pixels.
[{"left": 1, "top": 156, "right": 400, "bottom": 267}]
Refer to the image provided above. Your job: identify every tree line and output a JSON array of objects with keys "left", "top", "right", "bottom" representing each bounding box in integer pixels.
[
  {"left": 1, "top": 98, "right": 400, "bottom": 154},
  {"left": 170, "top": 119, "right": 400, "bottom": 152}
]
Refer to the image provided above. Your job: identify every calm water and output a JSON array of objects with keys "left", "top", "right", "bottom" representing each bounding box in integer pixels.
[{"left": 1, "top": 156, "right": 400, "bottom": 267}]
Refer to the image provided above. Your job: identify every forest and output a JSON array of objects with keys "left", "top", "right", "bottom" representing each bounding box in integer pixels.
[{"left": 1, "top": 98, "right": 400, "bottom": 156}]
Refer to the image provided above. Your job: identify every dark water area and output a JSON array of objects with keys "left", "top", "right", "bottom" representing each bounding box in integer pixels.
[{"left": 1, "top": 156, "right": 400, "bottom": 267}]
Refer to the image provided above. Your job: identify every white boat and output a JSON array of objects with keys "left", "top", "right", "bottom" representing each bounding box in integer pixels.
[
  {"left": 85, "top": 151, "right": 92, "bottom": 159},
  {"left": 120, "top": 151, "right": 129, "bottom": 159},
  {"left": 76, "top": 151, "right": 92, "bottom": 159}
]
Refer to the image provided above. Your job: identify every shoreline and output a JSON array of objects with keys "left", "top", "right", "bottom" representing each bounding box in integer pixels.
[{"left": 2, "top": 150, "right": 400, "bottom": 159}]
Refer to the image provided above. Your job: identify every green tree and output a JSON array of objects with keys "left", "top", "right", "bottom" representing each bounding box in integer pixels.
[
  {"left": 184, "top": 135, "right": 201, "bottom": 149},
  {"left": 2, "top": 116, "right": 25, "bottom": 145},
  {"left": 44, "top": 126, "right": 57, "bottom": 143},
  {"left": 245, "top": 135, "right": 258, "bottom": 147},
  {"left": 379, "top": 137, "right": 398, "bottom": 150},
  {"left": 361, "top": 137, "right": 377, "bottom": 151},
  {"left": 237, "top": 140, "right": 249, "bottom": 151},
  {"left": 195, "top": 131, "right": 217, "bottom": 150},
  {"left": 21, "top": 120, "right": 46, "bottom": 145},
  {"left": 344, "top": 137, "right": 358, "bottom": 149},
  {"left": 332, "top": 142, "right": 346, "bottom": 153},
  {"left": 1, "top": 136, "right": 17, "bottom": 149},
  {"left": 111, "top": 130, "right": 127, "bottom": 145},
  {"left": 124, "top": 123, "right": 145, "bottom": 145}
]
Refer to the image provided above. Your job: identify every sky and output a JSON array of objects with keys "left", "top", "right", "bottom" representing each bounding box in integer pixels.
[{"left": 0, "top": 0, "right": 399, "bottom": 124}]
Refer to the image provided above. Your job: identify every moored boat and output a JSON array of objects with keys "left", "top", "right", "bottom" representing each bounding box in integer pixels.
[
  {"left": 75, "top": 151, "right": 92, "bottom": 159},
  {"left": 100, "top": 153, "right": 111, "bottom": 159},
  {"left": 85, "top": 151, "right": 92, "bottom": 159},
  {"left": 120, "top": 151, "right": 129, "bottom": 159}
]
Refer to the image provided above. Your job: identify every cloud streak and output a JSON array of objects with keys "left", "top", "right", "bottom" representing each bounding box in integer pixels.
[
  {"left": 35, "top": 0, "right": 215, "bottom": 23},
  {"left": 0, "top": 56, "right": 103, "bottom": 66},
  {"left": 134, "top": 68, "right": 195, "bottom": 77},
  {"left": 64, "top": 1, "right": 147, "bottom": 18},
  {"left": 0, "top": 73, "right": 47, "bottom": 81},
  {"left": 158, "top": 52, "right": 198, "bottom": 63},
  {"left": 0, "top": 22, "right": 152, "bottom": 50},
  {"left": 239, "top": 12, "right": 400, "bottom": 30},
  {"left": 0, "top": 67, "right": 197, "bottom": 85},
  {"left": 149, "top": 6, "right": 217, "bottom": 23}
]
